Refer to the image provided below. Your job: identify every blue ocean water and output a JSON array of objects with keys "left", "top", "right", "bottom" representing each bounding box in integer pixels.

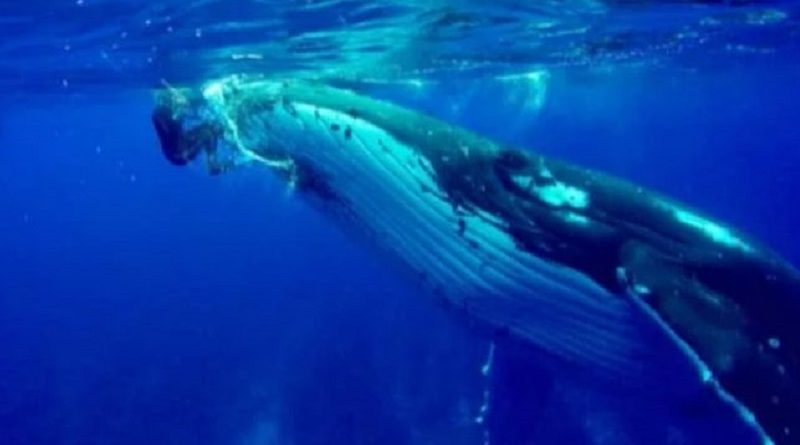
[{"left": 2, "top": 1, "right": 800, "bottom": 444}]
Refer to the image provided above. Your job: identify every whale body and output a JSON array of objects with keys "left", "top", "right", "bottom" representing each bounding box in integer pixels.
[{"left": 152, "top": 76, "right": 800, "bottom": 444}]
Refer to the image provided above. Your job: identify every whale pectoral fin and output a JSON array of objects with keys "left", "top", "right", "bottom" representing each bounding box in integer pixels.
[
  {"left": 460, "top": 282, "right": 728, "bottom": 408},
  {"left": 618, "top": 240, "right": 752, "bottom": 376},
  {"left": 617, "top": 241, "right": 800, "bottom": 442}
]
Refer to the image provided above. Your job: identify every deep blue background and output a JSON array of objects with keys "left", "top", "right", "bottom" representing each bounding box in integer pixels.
[{"left": 1, "top": 63, "right": 799, "bottom": 445}]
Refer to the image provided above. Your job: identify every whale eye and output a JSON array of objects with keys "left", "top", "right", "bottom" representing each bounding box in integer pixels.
[{"left": 495, "top": 149, "right": 529, "bottom": 170}]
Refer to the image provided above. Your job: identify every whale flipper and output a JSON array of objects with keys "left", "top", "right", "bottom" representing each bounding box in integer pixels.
[{"left": 620, "top": 239, "right": 800, "bottom": 443}]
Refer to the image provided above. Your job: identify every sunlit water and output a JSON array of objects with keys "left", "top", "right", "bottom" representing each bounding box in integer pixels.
[{"left": 2, "top": 0, "right": 798, "bottom": 93}]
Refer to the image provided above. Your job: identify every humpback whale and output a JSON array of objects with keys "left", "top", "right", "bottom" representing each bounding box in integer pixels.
[{"left": 151, "top": 76, "right": 800, "bottom": 445}]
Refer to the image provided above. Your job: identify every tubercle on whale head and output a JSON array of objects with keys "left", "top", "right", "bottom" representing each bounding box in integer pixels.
[
  {"left": 151, "top": 85, "right": 255, "bottom": 176},
  {"left": 152, "top": 78, "right": 308, "bottom": 184},
  {"left": 152, "top": 88, "right": 216, "bottom": 163}
]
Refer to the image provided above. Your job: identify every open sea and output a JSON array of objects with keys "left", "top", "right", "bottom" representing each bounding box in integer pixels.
[{"left": 1, "top": 1, "right": 800, "bottom": 444}]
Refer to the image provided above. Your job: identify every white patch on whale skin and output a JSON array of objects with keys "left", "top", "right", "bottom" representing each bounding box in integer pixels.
[
  {"left": 562, "top": 211, "right": 591, "bottom": 226},
  {"left": 658, "top": 203, "right": 752, "bottom": 252},
  {"left": 510, "top": 174, "right": 590, "bottom": 209},
  {"left": 535, "top": 182, "right": 590, "bottom": 208},
  {"left": 202, "top": 80, "right": 225, "bottom": 101}
]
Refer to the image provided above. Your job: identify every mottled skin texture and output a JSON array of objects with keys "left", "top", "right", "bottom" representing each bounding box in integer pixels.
[{"left": 153, "top": 78, "right": 800, "bottom": 444}]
